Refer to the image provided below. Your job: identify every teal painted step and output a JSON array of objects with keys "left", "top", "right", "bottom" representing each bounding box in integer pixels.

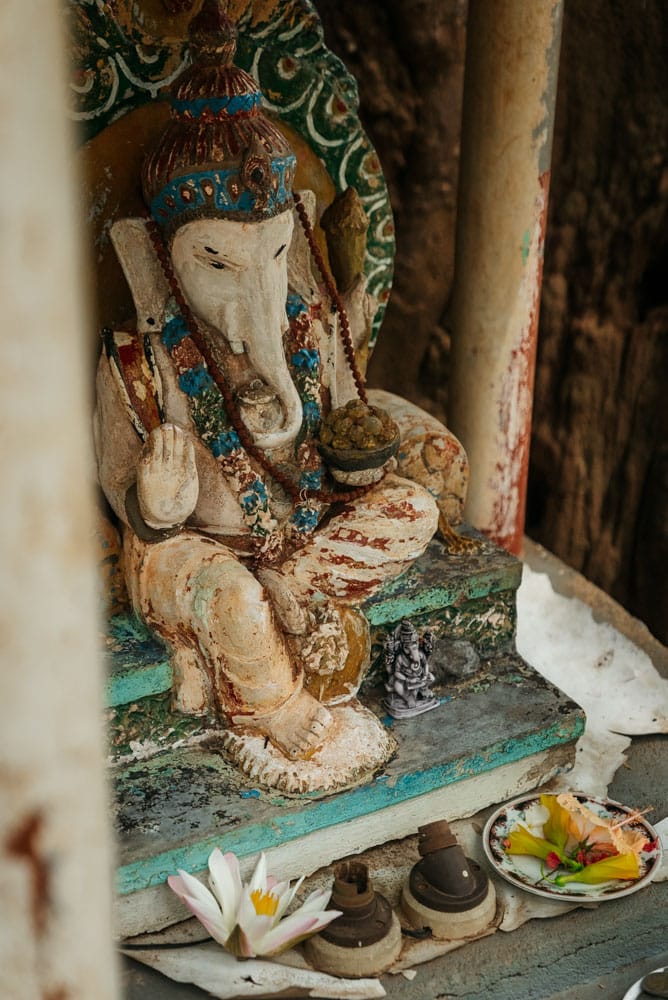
[
  {"left": 113, "top": 652, "right": 585, "bottom": 897},
  {"left": 105, "top": 527, "right": 519, "bottom": 709},
  {"left": 364, "top": 528, "right": 520, "bottom": 631},
  {"left": 365, "top": 528, "right": 520, "bottom": 664},
  {"left": 104, "top": 614, "right": 171, "bottom": 709}
]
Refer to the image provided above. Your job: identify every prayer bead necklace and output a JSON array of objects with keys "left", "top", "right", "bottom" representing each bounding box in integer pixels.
[{"left": 145, "top": 198, "right": 382, "bottom": 506}]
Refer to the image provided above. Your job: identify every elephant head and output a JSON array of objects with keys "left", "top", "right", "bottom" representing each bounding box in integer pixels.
[
  {"left": 170, "top": 211, "right": 303, "bottom": 449},
  {"left": 111, "top": 208, "right": 304, "bottom": 451},
  {"left": 108, "top": 3, "right": 372, "bottom": 451}
]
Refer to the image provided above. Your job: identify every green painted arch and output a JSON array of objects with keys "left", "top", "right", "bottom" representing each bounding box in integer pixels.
[{"left": 67, "top": 0, "right": 394, "bottom": 347}]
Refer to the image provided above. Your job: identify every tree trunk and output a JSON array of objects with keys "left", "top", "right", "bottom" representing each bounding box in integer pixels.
[
  {"left": 316, "top": 0, "right": 668, "bottom": 644},
  {"left": 528, "top": 0, "right": 668, "bottom": 642},
  {"left": 316, "top": 0, "right": 467, "bottom": 411}
]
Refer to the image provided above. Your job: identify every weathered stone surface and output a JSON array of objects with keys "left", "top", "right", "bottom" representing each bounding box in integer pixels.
[
  {"left": 106, "top": 527, "right": 521, "bottom": 710},
  {"left": 112, "top": 651, "right": 583, "bottom": 925},
  {"left": 105, "top": 614, "right": 171, "bottom": 709}
]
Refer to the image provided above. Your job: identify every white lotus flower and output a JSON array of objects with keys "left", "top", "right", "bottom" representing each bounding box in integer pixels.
[{"left": 168, "top": 849, "right": 341, "bottom": 958}]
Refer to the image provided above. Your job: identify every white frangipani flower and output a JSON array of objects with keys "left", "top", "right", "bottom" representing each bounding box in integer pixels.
[{"left": 168, "top": 849, "right": 340, "bottom": 958}]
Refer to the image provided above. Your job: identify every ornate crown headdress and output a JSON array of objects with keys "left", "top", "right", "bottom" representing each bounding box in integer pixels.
[{"left": 142, "top": 0, "right": 296, "bottom": 240}]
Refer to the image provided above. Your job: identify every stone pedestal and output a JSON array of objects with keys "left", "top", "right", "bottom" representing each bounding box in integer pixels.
[{"left": 107, "top": 530, "right": 584, "bottom": 938}]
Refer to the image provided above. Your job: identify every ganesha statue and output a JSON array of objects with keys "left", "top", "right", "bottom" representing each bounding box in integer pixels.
[{"left": 94, "top": 1, "right": 468, "bottom": 792}]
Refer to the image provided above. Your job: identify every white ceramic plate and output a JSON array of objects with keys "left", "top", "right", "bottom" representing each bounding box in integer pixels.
[
  {"left": 483, "top": 791, "right": 663, "bottom": 902},
  {"left": 622, "top": 966, "right": 667, "bottom": 1000}
]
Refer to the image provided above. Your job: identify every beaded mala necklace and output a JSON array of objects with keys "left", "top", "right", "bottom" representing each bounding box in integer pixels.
[
  {"left": 292, "top": 193, "right": 368, "bottom": 407},
  {"left": 145, "top": 194, "right": 383, "bottom": 561}
]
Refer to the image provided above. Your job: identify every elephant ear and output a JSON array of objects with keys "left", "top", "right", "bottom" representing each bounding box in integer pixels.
[
  {"left": 288, "top": 189, "right": 320, "bottom": 306},
  {"left": 110, "top": 218, "right": 171, "bottom": 333}
]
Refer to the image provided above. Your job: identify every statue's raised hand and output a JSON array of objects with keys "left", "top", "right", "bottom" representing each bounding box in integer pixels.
[{"left": 137, "top": 424, "right": 198, "bottom": 530}]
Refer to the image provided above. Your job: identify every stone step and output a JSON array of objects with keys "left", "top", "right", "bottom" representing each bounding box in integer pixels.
[
  {"left": 105, "top": 527, "right": 520, "bottom": 709},
  {"left": 112, "top": 649, "right": 585, "bottom": 938},
  {"left": 104, "top": 613, "right": 171, "bottom": 710},
  {"left": 365, "top": 529, "right": 521, "bottom": 676}
]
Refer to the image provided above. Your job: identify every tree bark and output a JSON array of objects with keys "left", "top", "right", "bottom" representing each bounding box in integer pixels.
[
  {"left": 528, "top": 0, "right": 668, "bottom": 641},
  {"left": 316, "top": 0, "right": 467, "bottom": 410},
  {"left": 316, "top": 0, "right": 668, "bottom": 644}
]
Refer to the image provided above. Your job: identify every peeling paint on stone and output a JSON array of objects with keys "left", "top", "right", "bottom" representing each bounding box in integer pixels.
[
  {"left": 113, "top": 662, "right": 584, "bottom": 897},
  {"left": 488, "top": 170, "right": 551, "bottom": 553},
  {"left": 449, "top": 0, "right": 564, "bottom": 553}
]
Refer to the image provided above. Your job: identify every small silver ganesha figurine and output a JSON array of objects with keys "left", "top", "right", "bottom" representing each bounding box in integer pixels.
[{"left": 383, "top": 620, "right": 439, "bottom": 719}]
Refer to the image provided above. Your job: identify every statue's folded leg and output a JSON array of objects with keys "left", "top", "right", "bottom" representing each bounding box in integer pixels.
[
  {"left": 367, "top": 388, "right": 469, "bottom": 528},
  {"left": 281, "top": 472, "right": 439, "bottom": 603},
  {"left": 123, "top": 530, "right": 332, "bottom": 758},
  {"left": 268, "top": 475, "right": 437, "bottom": 703}
]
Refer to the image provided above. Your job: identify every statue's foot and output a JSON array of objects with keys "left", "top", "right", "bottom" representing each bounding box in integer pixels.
[
  {"left": 220, "top": 700, "right": 397, "bottom": 794},
  {"left": 232, "top": 686, "right": 333, "bottom": 760},
  {"left": 438, "top": 514, "right": 482, "bottom": 554}
]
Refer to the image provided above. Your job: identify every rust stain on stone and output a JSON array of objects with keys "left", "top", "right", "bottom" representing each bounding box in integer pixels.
[
  {"left": 489, "top": 169, "right": 551, "bottom": 554},
  {"left": 6, "top": 811, "right": 50, "bottom": 938},
  {"left": 381, "top": 500, "right": 421, "bottom": 523},
  {"left": 339, "top": 578, "right": 384, "bottom": 601},
  {"left": 328, "top": 526, "right": 391, "bottom": 551},
  {"left": 327, "top": 552, "right": 367, "bottom": 568}
]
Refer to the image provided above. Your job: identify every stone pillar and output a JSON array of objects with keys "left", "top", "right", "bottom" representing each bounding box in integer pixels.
[
  {"left": 0, "top": 2, "right": 118, "bottom": 997},
  {"left": 449, "top": 0, "right": 563, "bottom": 553}
]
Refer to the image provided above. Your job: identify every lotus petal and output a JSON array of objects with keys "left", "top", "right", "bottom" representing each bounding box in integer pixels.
[
  {"left": 207, "top": 849, "right": 241, "bottom": 936},
  {"left": 167, "top": 871, "right": 230, "bottom": 946},
  {"left": 237, "top": 885, "right": 278, "bottom": 949},
  {"left": 248, "top": 852, "right": 268, "bottom": 896},
  {"left": 295, "top": 886, "right": 333, "bottom": 915},
  {"left": 255, "top": 905, "right": 342, "bottom": 957},
  {"left": 223, "top": 923, "right": 255, "bottom": 959},
  {"left": 272, "top": 875, "right": 305, "bottom": 922}
]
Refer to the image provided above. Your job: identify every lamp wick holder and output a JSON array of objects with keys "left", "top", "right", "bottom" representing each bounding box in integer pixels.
[
  {"left": 304, "top": 861, "right": 402, "bottom": 978},
  {"left": 401, "top": 820, "right": 497, "bottom": 939}
]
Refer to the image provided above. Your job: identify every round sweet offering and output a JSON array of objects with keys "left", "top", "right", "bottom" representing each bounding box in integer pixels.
[{"left": 319, "top": 400, "right": 400, "bottom": 470}]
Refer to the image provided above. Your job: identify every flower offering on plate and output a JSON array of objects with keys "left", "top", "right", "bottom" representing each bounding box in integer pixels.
[{"left": 483, "top": 792, "right": 663, "bottom": 901}]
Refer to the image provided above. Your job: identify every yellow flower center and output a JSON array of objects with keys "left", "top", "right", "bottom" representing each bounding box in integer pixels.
[{"left": 250, "top": 888, "right": 279, "bottom": 917}]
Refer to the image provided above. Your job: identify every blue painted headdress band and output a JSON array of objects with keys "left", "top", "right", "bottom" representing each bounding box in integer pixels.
[
  {"left": 142, "top": 2, "right": 296, "bottom": 235},
  {"left": 171, "top": 92, "right": 263, "bottom": 120},
  {"left": 150, "top": 155, "right": 296, "bottom": 229}
]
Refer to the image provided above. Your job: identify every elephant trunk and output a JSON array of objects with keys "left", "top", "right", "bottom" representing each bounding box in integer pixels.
[
  {"left": 169, "top": 216, "right": 304, "bottom": 451},
  {"left": 231, "top": 269, "right": 303, "bottom": 450}
]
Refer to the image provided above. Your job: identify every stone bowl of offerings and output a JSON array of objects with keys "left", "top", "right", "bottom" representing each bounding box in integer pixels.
[{"left": 318, "top": 399, "right": 400, "bottom": 472}]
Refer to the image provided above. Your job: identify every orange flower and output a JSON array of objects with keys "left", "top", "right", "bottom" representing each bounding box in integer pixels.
[{"left": 557, "top": 794, "right": 648, "bottom": 858}]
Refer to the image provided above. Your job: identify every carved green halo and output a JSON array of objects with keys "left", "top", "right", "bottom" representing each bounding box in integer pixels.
[{"left": 67, "top": 0, "right": 394, "bottom": 347}]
